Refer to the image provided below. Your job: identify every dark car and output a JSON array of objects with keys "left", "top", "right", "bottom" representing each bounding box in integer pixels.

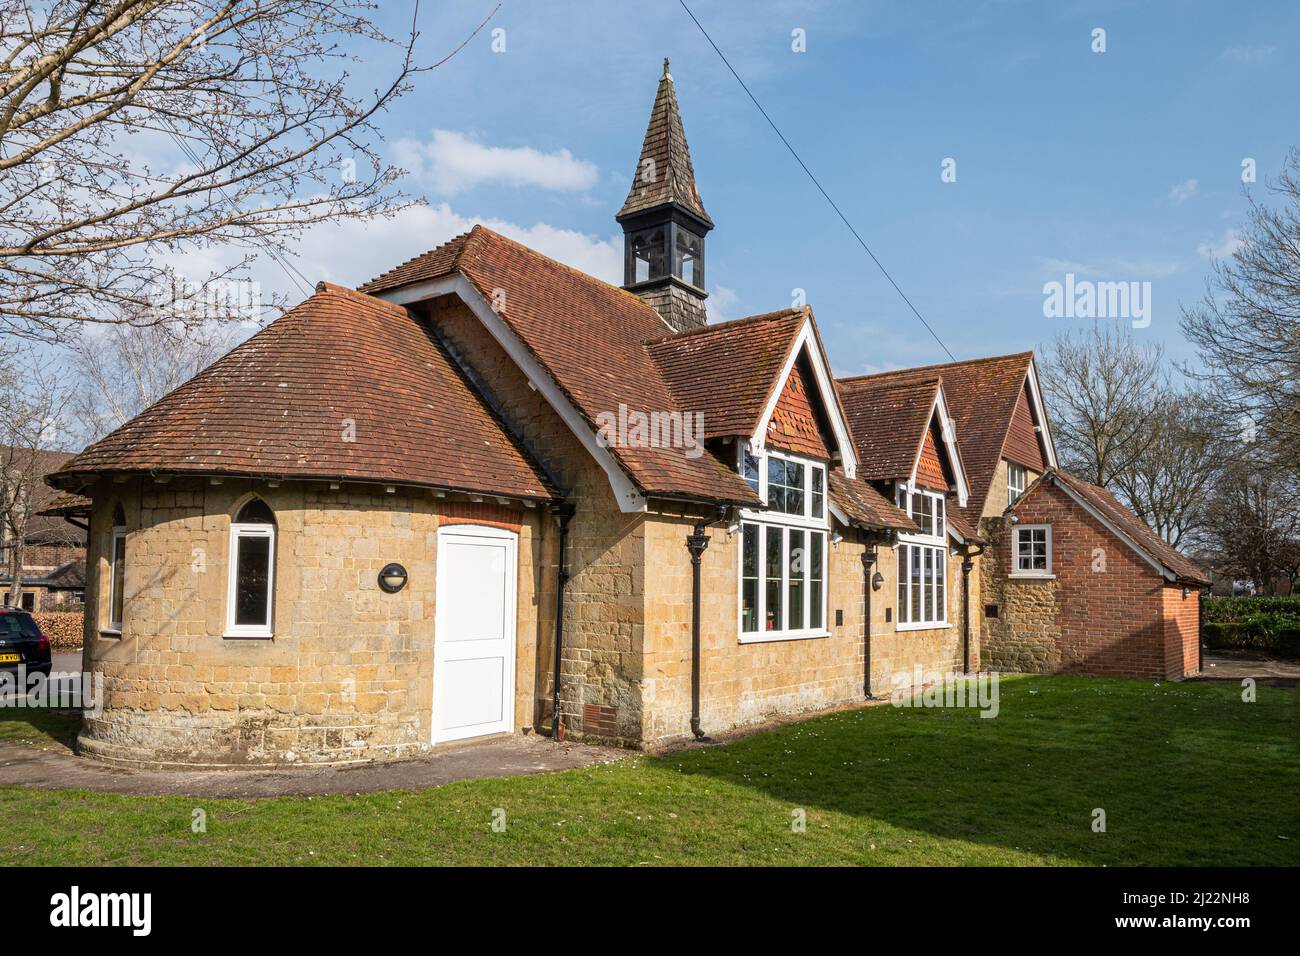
[{"left": 0, "top": 608, "right": 51, "bottom": 679}]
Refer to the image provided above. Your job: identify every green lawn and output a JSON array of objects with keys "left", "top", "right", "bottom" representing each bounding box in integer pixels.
[{"left": 2, "top": 675, "right": 1297, "bottom": 866}]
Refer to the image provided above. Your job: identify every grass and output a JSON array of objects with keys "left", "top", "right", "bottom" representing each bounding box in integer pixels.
[
  {"left": 2, "top": 675, "right": 1298, "bottom": 866},
  {"left": 0, "top": 707, "right": 79, "bottom": 748}
]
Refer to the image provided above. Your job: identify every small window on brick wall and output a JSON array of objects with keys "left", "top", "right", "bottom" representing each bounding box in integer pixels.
[{"left": 1013, "top": 524, "right": 1052, "bottom": 577}]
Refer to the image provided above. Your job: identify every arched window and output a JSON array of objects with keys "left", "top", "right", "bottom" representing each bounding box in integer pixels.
[
  {"left": 226, "top": 497, "right": 276, "bottom": 638},
  {"left": 106, "top": 504, "right": 126, "bottom": 633}
]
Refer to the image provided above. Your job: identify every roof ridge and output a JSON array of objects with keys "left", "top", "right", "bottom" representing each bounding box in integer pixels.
[
  {"left": 644, "top": 306, "right": 806, "bottom": 346},
  {"left": 837, "top": 350, "right": 1034, "bottom": 384}
]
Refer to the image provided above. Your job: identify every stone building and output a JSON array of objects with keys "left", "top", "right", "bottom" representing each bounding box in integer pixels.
[
  {"left": 1, "top": 447, "right": 87, "bottom": 612},
  {"left": 48, "top": 63, "right": 1206, "bottom": 767}
]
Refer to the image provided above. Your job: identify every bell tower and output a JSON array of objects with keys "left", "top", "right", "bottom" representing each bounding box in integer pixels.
[{"left": 617, "top": 59, "right": 713, "bottom": 333}]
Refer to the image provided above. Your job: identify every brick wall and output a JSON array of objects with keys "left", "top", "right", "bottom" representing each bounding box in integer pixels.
[
  {"left": 1162, "top": 586, "right": 1200, "bottom": 679},
  {"left": 981, "top": 479, "right": 1174, "bottom": 679}
]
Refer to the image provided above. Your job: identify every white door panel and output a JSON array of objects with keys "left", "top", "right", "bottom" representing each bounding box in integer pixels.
[{"left": 433, "top": 527, "right": 517, "bottom": 743}]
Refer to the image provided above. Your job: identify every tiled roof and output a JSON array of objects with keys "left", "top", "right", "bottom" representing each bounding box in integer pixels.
[
  {"left": 616, "top": 63, "right": 712, "bottom": 227},
  {"left": 1048, "top": 471, "right": 1211, "bottom": 585},
  {"left": 829, "top": 472, "right": 915, "bottom": 532},
  {"left": 839, "top": 353, "right": 1039, "bottom": 525},
  {"left": 836, "top": 375, "right": 941, "bottom": 482},
  {"left": 48, "top": 283, "right": 558, "bottom": 502},
  {"left": 361, "top": 226, "right": 760, "bottom": 507},
  {"left": 36, "top": 491, "right": 92, "bottom": 517},
  {"left": 647, "top": 308, "right": 806, "bottom": 440},
  {"left": 1, "top": 446, "right": 85, "bottom": 543}
]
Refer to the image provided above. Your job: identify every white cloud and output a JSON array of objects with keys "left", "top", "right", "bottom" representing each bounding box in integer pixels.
[
  {"left": 1197, "top": 227, "right": 1245, "bottom": 261},
  {"left": 1035, "top": 256, "right": 1182, "bottom": 280},
  {"left": 706, "top": 285, "right": 739, "bottom": 324},
  {"left": 1169, "top": 179, "right": 1198, "bottom": 204},
  {"left": 394, "top": 130, "right": 599, "bottom": 196},
  {"left": 156, "top": 202, "right": 622, "bottom": 320},
  {"left": 1219, "top": 44, "right": 1276, "bottom": 64}
]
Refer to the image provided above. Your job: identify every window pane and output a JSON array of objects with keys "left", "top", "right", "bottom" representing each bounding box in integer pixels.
[
  {"left": 767, "top": 457, "right": 784, "bottom": 510},
  {"left": 765, "top": 527, "right": 783, "bottom": 630},
  {"left": 811, "top": 467, "right": 824, "bottom": 519},
  {"left": 110, "top": 534, "right": 125, "bottom": 626},
  {"left": 936, "top": 553, "right": 946, "bottom": 621},
  {"left": 936, "top": 497, "right": 945, "bottom": 537},
  {"left": 788, "top": 529, "right": 805, "bottom": 630},
  {"left": 741, "top": 524, "right": 758, "bottom": 632},
  {"left": 897, "top": 545, "right": 907, "bottom": 623},
  {"left": 910, "top": 546, "right": 922, "bottom": 621},
  {"left": 809, "top": 533, "right": 823, "bottom": 629},
  {"left": 235, "top": 534, "right": 271, "bottom": 626},
  {"left": 923, "top": 548, "right": 934, "bottom": 621},
  {"left": 742, "top": 449, "right": 760, "bottom": 493}
]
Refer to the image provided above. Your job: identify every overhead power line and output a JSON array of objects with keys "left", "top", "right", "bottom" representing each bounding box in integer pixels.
[{"left": 677, "top": 0, "right": 957, "bottom": 362}]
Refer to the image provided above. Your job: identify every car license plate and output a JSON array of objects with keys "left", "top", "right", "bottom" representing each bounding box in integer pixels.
[{"left": 0, "top": 653, "right": 20, "bottom": 663}]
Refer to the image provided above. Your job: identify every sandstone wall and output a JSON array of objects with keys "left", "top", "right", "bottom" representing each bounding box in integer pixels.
[
  {"left": 637, "top": 514, "right": 981, "bottom": 746},
  {"left": 78, "top": 477, "right": 543, "bottom": 767}
]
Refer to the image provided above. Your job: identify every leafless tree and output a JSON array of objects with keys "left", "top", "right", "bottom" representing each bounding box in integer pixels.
[
  {"left": 0, "top": 0, "right": 496, "bottom": 339},
  {"left": 1202, "top": 453, "right": 1300, "bottom": 594},
  {"left": 69, "top": 318, "right": 236, "bottom": 443},
  {"left": 0, "top": 347, "right": 72, "bottom": 607},
  {"left": 1110, "top": 390, "right": 1222, "bottom": 550},
  {"left": 1181, "top": 149, "right": 1300, "bottom": 472},
  {"left": 1040, "top": 321, "right": 1167, "bottom": 487}
]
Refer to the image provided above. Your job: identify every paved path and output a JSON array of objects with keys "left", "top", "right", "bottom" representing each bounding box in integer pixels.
[
  {"left": 0, "top": 732, "right": 625, "bottom": 798},
  {"left": 1191, "top": 651, "right": 1300, "bottom": 687}
]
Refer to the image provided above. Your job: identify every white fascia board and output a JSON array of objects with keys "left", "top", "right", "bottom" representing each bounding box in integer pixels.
[
  {"left": 908, "top": 386, "right": 970, "bottom": 508},
  {"left": 750, "top": 319, "right": 859, "bottom": 479},
  {"left": 1047, "top": 475, "right": 1173, "bottom": 580},
  {"left": 1024, "top": 360, "right": 1059, "bottom": 470},
  {"left": 378, "top": 275, "right": 647, "bottom": 513}
]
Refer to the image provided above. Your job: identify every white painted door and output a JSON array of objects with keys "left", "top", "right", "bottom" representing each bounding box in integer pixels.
[{"left": 433, "top": 525, "right": 518, "bottom": 743}]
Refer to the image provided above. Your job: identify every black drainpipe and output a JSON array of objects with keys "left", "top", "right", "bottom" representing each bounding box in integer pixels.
[
  {"left": 961, "top": 542, "right": 987, "bottom": 673},
  {"left": 861, "top": 543, "right": 877, "bottom": 698},
  {"left": 550, "top": 503, "right": 575, "bottom": 740},
  {"left": 686, "top": 518, "right": 712, "bottom": 741}
]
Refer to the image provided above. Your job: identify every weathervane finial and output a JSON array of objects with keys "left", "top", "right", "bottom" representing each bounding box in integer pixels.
[{"left": 663, "top": 57, "right": 670, "bottom": 77}]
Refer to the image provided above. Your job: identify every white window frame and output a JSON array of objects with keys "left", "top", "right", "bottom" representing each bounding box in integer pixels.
[
  {"left": 1008, "top": 461, "right": 1027, "bottom": 506},
  {"left": 225, "top": 516, "right": 276, "bottom": 638},
  {"left": 736, "top": 443, "right": 830, "bottom": 643},
  {"left": 1012, "top": 524, "right": 1053, "bottom": 578},
  {"left": 104, "top": 523, "right": 126, "bottom": 635},
  {"left": 894, "top": 483, "right": 950, "bottom": 630}
]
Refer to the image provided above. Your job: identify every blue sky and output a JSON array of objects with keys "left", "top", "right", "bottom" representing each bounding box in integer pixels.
[{"left": 243, "top": 0, "right": 1297, "bottom": 375}]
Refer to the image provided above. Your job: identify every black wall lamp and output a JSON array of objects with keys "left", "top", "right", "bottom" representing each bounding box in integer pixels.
[
  {"left": 378, "top": 563, "right": 409, "bottom": 593},
  {"left": 871, "top": 571, "right": 885, "bottom": 592}
]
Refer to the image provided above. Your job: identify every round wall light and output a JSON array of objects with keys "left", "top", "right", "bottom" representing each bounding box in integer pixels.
[
  {"left": 378, "top": 563, "right": 409, "bottom": 593},
  {"left": 871, "top": 571, "right": 885, "bottom": 592}
]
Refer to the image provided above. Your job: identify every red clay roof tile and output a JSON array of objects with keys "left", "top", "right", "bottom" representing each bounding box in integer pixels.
[
  {"left": 362, "top": 226, "right": 760, "bottom": 506},
  {"left": 49, "top": 283, "right": 558, "bottom": 501}
]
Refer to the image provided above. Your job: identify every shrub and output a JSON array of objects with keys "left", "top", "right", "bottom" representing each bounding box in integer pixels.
[{"left": 1201, "top": 598, "right": 1300, "bottom": 658}]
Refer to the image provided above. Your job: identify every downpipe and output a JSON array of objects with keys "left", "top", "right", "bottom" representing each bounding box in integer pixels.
[
  {"left": 961, "top": 542, "right": 986, "bottom": 674},
  {"left": 686, "top": 518, "right": 712, "bottom": 741},
  {"left": 550, "top": 504, "right": 575, "bottom": 739}
]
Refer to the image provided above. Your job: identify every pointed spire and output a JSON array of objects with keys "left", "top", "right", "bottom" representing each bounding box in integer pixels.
[{"left": 617, "top": 60, "right": 713, "bottom": 228}]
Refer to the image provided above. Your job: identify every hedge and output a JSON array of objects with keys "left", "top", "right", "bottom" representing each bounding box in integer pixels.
[
  {"left": 1202, "top": 597, "right": 1300, "bottom": 658},
  {"left": 32, "top": 611, "right": 84, "bottom": 650}
]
